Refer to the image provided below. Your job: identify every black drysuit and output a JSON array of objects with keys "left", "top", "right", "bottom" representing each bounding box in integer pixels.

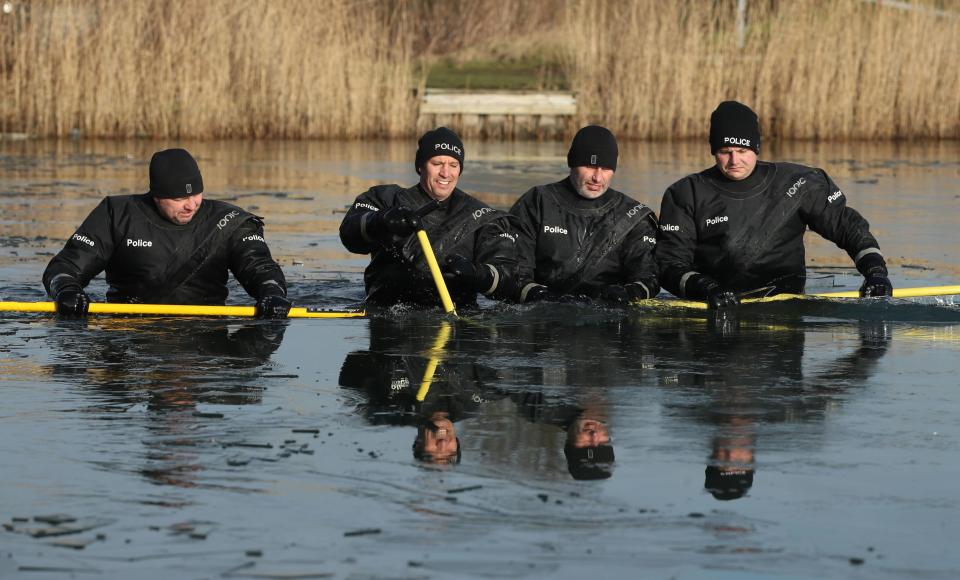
[
  {"left": 339, "top": 184, "right": 519, "bottom": 307},
  {"left": 509, "top": 178, "right": 659, "bottom": 301},
  {"left": 656, "top": 162, "right": 884, "bottom": 297},
  {"left": 42, "top": 194, "right": 287, "bottom": 304}
]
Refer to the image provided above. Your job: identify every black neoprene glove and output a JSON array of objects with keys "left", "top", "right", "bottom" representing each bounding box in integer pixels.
[
  {"left": 687, "top": 274, "right": 739, "bottom": 309},
  {"left": 860, "top": 274, "right": 893, "bottom": 298},
  {"left": 857, "top": 254, "right": 893, "bottom": 298},
  {"left": 256, "top": 294, "right": 293, "bottom": 319},
  {"left": 600, "top": 282, "right": 654, "bottom": 304},
  {"left": 442, "top": 254, "right": 494, "bottom": 293},
  {"left": 54, "top": 285, "right": 90, "bottom": 317},
  {"left": 523, "top": 284, "right": 560, "bottom": 303},
  {"left": 368, "top": 206, "right": 422, "bottom": 239}
]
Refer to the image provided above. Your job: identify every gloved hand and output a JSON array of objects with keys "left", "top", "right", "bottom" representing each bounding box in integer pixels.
[
  {"left": 860, "top": 273, "right": 893, "bottom": 297},
  {"left": 600, "top": 282, "right": 651, "bottom": 304},
  {"left": 54, "top": 286, "right": 90, "bottom": 317},
  {"left": 856, "top": 253, "right": 893, "bottom": 298},
  {"left": 256, "top": 294, "right": 293, "bottom": 319},
  {"left": 523, "top": 284, "right": 557, "bottom": 303},
  {"left": 369, "top": 206, "right": 422, "bottom": 239},
  {"left": 442, "top": 254, "right": 494, "bottom": 293},
  {"left": 688, "top": 274, "right": 739, "bottom": 310}
]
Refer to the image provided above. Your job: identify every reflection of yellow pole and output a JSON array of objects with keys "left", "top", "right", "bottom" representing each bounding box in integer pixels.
[
  {"left": 645, "top": 285, "right": 960, "bottom": 310},
  {"left": 416, "top": 230, "right": 458, "bottom": 317},
  {"left": 416, "top": 321, "right": 453, "bottom": 402},
  {"left": 0, "top": 302, "right": 365, "bottom": 319}
]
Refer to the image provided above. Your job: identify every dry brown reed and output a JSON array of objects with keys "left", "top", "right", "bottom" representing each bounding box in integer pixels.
[
  {"left": 1, "top": 0, "right": 957, "bottom": 140},
  {"left": 563, "top": 0, "right": 960, "bottom": 140},
  {"left": 1, "top": 0, "right": 417, "bottom": 139}
]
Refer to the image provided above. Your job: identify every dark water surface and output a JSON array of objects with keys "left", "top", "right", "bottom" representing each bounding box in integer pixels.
[{"left": 2, "top": 140, "right": 960, "bottom": 578}]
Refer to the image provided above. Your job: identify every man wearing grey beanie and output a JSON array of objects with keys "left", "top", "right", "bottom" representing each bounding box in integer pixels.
[{"left": 656, "top": 101, "right": 892, "bottom": 308}]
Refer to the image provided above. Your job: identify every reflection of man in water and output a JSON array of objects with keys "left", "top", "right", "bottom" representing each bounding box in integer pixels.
[
  {"left": 338, "top": 316, "right": 498, "bottom": 465},
  {"left": 42, "top": 148, "right": 291, "bottom": 318},
  {"left": 704, "top": 420, "right": 755, "bottom": 501},
  {"left": 659, "top": 319, "right": 891, "bottom": 501},
  {"left": 564, "top": 413, "right": 615, "bottom": 480},
  {"left": 492, "top": 316, "right": 661, "bottom": 481},
  {"left": 45, "top": 319, "right": 288, "bottom": 489},
  {"left": 413, "top": 411, "right": 461, "bottom": 465}
]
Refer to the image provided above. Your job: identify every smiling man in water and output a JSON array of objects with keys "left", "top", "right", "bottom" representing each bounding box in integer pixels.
[
  {"left": 655, "top": 101, "right": 892, "bottom": 308},
  {"left": 43, "top": 148, "right": 291, "bottom": 317},
  {"left": 339, "top": 127, "right": 518, "bottom": 307},
  {"left": 510, "top": 125, "right": 659, "bottom": 303}
]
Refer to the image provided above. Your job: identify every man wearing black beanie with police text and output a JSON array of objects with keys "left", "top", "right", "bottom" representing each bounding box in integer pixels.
[
  {"left": 339, "top": 127, "right": 518, "bottom": 307},
  {"left": 43, "top": 148, "right": 291, "bottom": 317},
  {"left": 656, "top": 101, "right": 892, "bottom": 308},
  {"left": 510, "top": 125, "right": 659, "bottom": 303}
]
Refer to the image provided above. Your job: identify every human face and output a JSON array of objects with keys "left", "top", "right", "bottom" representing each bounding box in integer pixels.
[
  {"left": 714, "top": 147, "right": 757, "bottom": 181},
  {"left": 419, "top": 155, "right": 461, "bottom": 201},
  {"left": 419, "top": 414, "right": 459, "bottom": 463},
  {"left": 570, "top": 166, "right": 615, "bottom": 199},
  {"left": 570, "top": 418, "right": 611, "bottom": 448},
  {"left": 154, "top": 193, "right": 203, "bottom": 225}
]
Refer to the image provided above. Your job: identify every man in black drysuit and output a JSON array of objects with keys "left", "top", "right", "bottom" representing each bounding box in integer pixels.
[
  {"left": 509, "top": 125, "right": 659, "bottom": 303},
  {"left": 656, "top": 101, "right": 893, "bottom": 308},
  {"left": 339, "top": 127, "right": 518, "bottom": 308},
  {"left": 42, "top": 148, "right": 291, "bottom": 317}
]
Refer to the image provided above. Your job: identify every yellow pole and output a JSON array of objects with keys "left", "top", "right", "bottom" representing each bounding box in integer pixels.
[
  {"left": 416, "top": 229, "right": 458, "bottom": 317},
  {"left": 0, "top": 301, "right": 365, "bottom": 319},
  {"left": 416, "top": 321, "right": 453, "bottom": 402},
  {"left": 652, "top": 285, "right": 960, "bottom": 310}
]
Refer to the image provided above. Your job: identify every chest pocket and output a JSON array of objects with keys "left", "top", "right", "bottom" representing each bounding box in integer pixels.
[
  {"left": 699, "top": 211, "right": 732, "bottom": 243},
  {"left": 538, "top": 221, "right": 577, "bottom": 263},
  {"left": 112, "top": 234, "right": 165, "bottom": 278}
]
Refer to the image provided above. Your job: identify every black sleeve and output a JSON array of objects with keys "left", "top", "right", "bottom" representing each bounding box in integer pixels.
[
  {"left": 42, "top": 198, "right": 116, "bottom": 297},
  {"left": 800, "top": 169, "right": 885, "bottom": 274},
  {"left": 619, "top": 211, "right": 660, "bottom": 297},
  {"left": 508, "top": 187, "right": 543, "bottom": 298},
  {"left": 227, "top": 217, "right": 288, "bottom": 300},
  {"left": 339, "top": 187, "right": 390, "bottom": 255},
  {"left": 654, "top": 180, "right": 700, "bottom": 298},
  {"left": 473, "top": 215, "right": 521, "bottom": 301}
]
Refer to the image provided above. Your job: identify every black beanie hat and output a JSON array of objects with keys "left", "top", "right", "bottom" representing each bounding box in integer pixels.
[
  {"left": 704, "top": 465, "right": 754, "bottom": 501},
  {"left": 567, "top": 125, "right": 618, "bottom": 171},
  {"left": 709, "top": 101, "right": 761, "bottom": 155},
  {"left": 149, "top": 148, "right": 204, "bottom": 198},
  {"left": 564, "top": 444, "right": 615, "bottom": 480},
  {"left": 415, "top": 127, "right": 465, "bottom": 174}
]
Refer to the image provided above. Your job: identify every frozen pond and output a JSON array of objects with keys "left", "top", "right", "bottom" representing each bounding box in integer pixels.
[{"left": 1, "top": 139, "right": 960, "bottom": 578}]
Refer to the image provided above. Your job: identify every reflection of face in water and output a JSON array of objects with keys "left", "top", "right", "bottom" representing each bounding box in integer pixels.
[
  {"left": 660, "top": 319, "right": 892, "bottom": 501},
  {"left": 564, "top": 414, "right": 615, "bottom": 480},
  {"left": 412, "top": 412, "right": 461, "bottom": 465},
  {"left": 705, "top": 429, "right": 755, "bottom": 501},
  {"left": 339, "top": 316, "right": 499, "bottom": 466}
]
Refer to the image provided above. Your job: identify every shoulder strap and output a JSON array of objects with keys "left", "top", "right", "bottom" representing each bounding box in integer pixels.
[
  {"left": 136, "top": 204, "right": 252, "bottom": 302},
  {"left": 714, "top": 170, "right": 808, "bottom": 275},
  {"left": 552, "top": 193, "right": 653, "bottom": 294},
  {"left": 399, "top": 191, "right": 506, "bottom": 272}
]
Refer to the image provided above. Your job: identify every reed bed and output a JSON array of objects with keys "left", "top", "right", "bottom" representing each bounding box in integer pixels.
[
  {"left": 1, "top": 0, "right": 417, "bottom": 139},
  {"left": 1, "top": 0, "right": 957, "bottom": 140},
  {"left": 564, "top": 0, "right": 960, "bottom": 140}
]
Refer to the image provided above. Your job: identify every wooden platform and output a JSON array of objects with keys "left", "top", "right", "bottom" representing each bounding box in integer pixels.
[{"left": 417, "top": 89, "right": 577, "bottom": 139}]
